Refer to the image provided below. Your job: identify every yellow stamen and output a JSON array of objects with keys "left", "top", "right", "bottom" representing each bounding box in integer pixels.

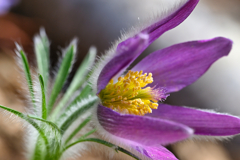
[{"left": 98, "top": 70, "right": 160, "bottom": 116}]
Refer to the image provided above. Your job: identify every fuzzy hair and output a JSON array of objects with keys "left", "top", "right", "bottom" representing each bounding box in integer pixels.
[
  {"left": 181, "top": 106, "right": 240, "bottom": 141},
  {"left": 14, "top": 43, "right": 46, "bottom": 158},
  {"left": 62, "top": 105, "right": 150, "bottom": 160},
  {"left": 60, "top": 108, "right": 95, "bottom": 160},
  {"left": 90, "top": 104, "right": 240, "bottom": 159},
  {"left": 14, "top": 44, "right": 43, "bottom": 116},
  {"left": 50, "top": 38, "right": 78, "bottom": 91},
  {"left": 91, "top": 106, "right": 151, "bottom": 160},
  {"left": 89, "top": 0, "right": 188, "bottom": 93},
  {"left": 88, "top": 1, "right": 191, "bottom": 159},
  {"left": 9, "top": 1, "right": 194, "bottom": 159}
]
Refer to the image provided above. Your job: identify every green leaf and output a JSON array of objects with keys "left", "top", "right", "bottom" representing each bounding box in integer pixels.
[
  {"left": 48, "top": 42, "right": 76, "bottom": 114},
  {"left": 27, "top": 115, "right": 62, "bottom": 134},
  {"left": 54, "top": 84, "right": 92, "bottom": 122},
  {"left": 64, "top": 116, "right": 91, "bottom": 144},
  {"left": 32, "top": 137, "right": 44, "bottom": 160},
  {"left": 63, "top": 138, "right": 140, "bottom": 160},
  {"left": 39, "top": 75, "right": 47, "bottom": 119},
  {"left": 0, "top": 105, "right": 49, "bottom": 153},
  {"left": 67, "top": 84, "right": 93, "bottom": 109},
  {"left": 78, "top": 129, "right": 96, "bottom": 140},
  {"left": 70, "top": 47, "right": 96, "bottom": 90},
  {"left": 34, "top": 29, "right": 50, "bottom": 93},
  {"left": 18, "top": 49, "right": 36, "bottom": 111},
  {"left": 60, "top": 96, "right": 98, "bottom": 133},
  {"left": 51, "top": 47, "right": 96, "bottom": 121}
]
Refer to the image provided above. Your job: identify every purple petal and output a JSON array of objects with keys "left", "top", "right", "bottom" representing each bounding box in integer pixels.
[
  {"left": 142, "top": 0, "right": 199, "bottom": 43},
  {"left": 132, "top": 145, "right": 177, "bottom": 160},
  {"left": 0, "top": 0, "right": 18, "bottom": 14},
  {"left": 148, "top": 104, "right": 240, "bottom": 136},
  {"left": 97, "top": 105, "right": 193, "bottom": 146},
  {"left": 97, "top": 0, "right": 199, "bottom": 93},
  {"left": 97, "top": 33, "right": 149, "bottom": 93},
  {"left": 132, "top": 37, "right": 232, "bottom": 93}
]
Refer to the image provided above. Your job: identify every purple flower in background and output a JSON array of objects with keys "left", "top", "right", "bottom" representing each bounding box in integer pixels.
[
  {"left": 91, "top": 0, "right": 240, "bottom": 159},
  {"left": 0, "top": 0, "right": 19, "bottom": 15}
]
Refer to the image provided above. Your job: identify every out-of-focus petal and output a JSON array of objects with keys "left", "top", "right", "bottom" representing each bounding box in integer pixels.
[
  {"left": 0, "top": 0, "right": 18, "bottom": 15},
  {"left": 142, "top": 0, "right": 199, "bottom": 43},
  {"left": 148, "top": 104, "right": 240, "bottom": 136},
  {"left": 97, "top": 105, "right": 193, "bottom": 146},
  {"left": 132, "top": 145, "right": 178, "bottom": 160},
  {"left": 97, "top": 34, "right": 149, "bottom": 93},
  {"left": 132, "top": 37, "right": 232, "bottom": 93}
]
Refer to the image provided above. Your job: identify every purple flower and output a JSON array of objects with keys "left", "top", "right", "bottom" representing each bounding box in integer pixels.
[{"left": 91, "top": 0, "right": 240, "bottom": 159}]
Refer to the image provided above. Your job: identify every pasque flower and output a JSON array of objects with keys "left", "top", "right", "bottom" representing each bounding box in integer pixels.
[{"left": 91, "top": 0, "right": 240, "bottom": 159}]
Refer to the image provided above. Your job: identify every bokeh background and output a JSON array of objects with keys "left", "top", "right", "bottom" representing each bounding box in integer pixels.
[{"left": 0, "top": 0, "right": 240, "bottom": 159}]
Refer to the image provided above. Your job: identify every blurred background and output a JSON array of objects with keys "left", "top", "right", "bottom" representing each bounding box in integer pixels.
[{"left": 0, "top": 0, "right": 240, "bottom": 159}]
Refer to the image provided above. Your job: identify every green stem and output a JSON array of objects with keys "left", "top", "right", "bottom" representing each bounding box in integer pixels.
[
  {"left": 55, "top": 84, "right": 92, "bottom": 123},
  {"left": 64, "top": 116, "right": 91, "bottom": 144},
  {"left": 27, "top": 115, "right": 62, "bottom": 134},
  {"left": 59, "top": 96, "right": 98, "bottom": 133},
  {"left": 64, "top": 138, "right": 140, "bottom": 160}
]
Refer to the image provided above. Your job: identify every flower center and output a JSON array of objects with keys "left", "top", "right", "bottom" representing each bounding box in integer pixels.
[{"left": 98, "top": 70, "right": 166, "bottom": 116}]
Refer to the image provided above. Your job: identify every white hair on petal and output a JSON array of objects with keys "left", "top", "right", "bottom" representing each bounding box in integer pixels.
[
  {"left": 190, "top": 134, "right": 235, "bottom": 141},
  {"left": 60, "top": 103, "right": 148, "bottom": 159},
  {"left": 91, "top": 107, "right": 153, "bottom": 160},
  {"left": 91, "top": 104, "right": 240, "bottom": 159},
  {"left": 89, "top": 0, "right": 188, "bottom": 93},
  {"left": 177, "top": 106, "right": 240, "bottom": 141}
]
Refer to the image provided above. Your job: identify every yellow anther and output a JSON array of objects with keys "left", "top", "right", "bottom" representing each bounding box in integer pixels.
[
  {"left": 152, "top": 103, "right": 158, "bottom": 107},
  {"left": 99, "top": 70, "right": 162, "bottom": 116},
  {"left": 124, "top": 83, "right": 130, "bottom": 88},
  {"left": 118, "top": 77, "right": 123, "bottom": 81},
  {"left": 131, "top": 76, "right": 135, "bottom": 80},
  {"left": 110, "top": 79, "right": 114, "bottom": 84}
]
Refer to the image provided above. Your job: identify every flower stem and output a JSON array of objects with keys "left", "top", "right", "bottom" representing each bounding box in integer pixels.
[{"left": 63, "top": 138, "right": 140, "bottom": 160}]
